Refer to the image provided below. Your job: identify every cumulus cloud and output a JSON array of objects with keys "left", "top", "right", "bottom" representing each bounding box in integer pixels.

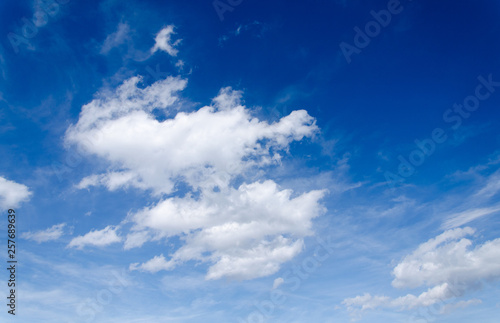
[
  {"left": 22, "top": 223, "right": 66, "bottom": 243},
  {"left": 66, "top": 74, "right": 326, "bottom": 280},
  {"left": 66, "top": 77, "right": 318, "bottom": 196},
  {"left": 151, "top": 25, "right": 181, "bottom": 56},
  {"left": 129, "top": 181, "right": 326, "bottom": 280},
  {"left": 68, "top": 226, "right": 121, "bottom": 249},
  {"left": 0, "top": 176, "right": 31, "bottom": 209},
  {"left": 343, "top": 227, "right": 500, "bottom": 318}
]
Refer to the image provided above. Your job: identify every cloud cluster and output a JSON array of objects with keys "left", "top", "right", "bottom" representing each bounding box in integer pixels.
[
  {"left": 0, "top": 176, "right": 31, "bottom": 209},
  {"left": 129, "top": 180, "right": 326, "bottom": 280},
  {"left": 343, "top": 227, "right": 500, "bottom": 317},
  {"left": 67, "top": 78, "right": 316, "bottom": 195},
  {"left": 66, "top": 74, "right": 327, "bottom": 280}
]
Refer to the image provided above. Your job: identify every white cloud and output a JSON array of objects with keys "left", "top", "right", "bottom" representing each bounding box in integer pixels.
[
  {"left": 66, "top": 78, "right": 318, "bottom": 196},
  {"left": 98, "top": 22, "right": 153, "bottom": 61},
  {"left": 66, "top": 74, "right": 326, "bottom": 280},
  {"left": 123, "top": 230, "right": 150, "bottom": 250},
  {"left": 441, "top": 205, "right": 500, "bottom": 230},
  {"left": 129, "top": 181, "right": 326, "bottom": 280},
  {"left": 66, "top": 75, "right": 186, "bottom": 139},
  {"left": 205, "top": 236, "right": 305, "bottom": 280},
  {"left": 76, "top": 172, "right": 142, "bottom": 191},
  {"left": 175, "top": 60, "right": 185, "bottom": 69},
  {"left": 343, "top": 227, "right": 500, "bottom": 317},
  {"left": 68, "top": 226, "right": 121, "bottom": 249},
  {"left": 22, "top": 223, "right": 66, "bottom": 243},
  {"left": 391, "top": 227, "right": 476, "bottom": 289},
  {"left": 130, "top": 254, "right": 170, "bottom": 273},
  {"left": 439, "top": 164, "right": 500, "bottom": 230},
  {"left": 345, "top": 285, "right": 482, "bottom": 320},
  {"left": 343, "top": 293, "right": 390, "bottom": 312},
  {"left": 272, "top": 277, "right": 284, "bottom": 289},
  {"left": 391, "top": 283, "right": 455, "bottom": 309},
  {"left": 440, "top": 299, "right": 482, "bottom": 315},
  {"left": 101, "top": 23, "right": 130, "bottom": 54},
  {"left": 473, "top": 169, "right": 500, "bottom": 200},
  {"left": 151, "top": 25, "right": 181, "bottom": 56},
  {"left": 0, "top": 176, "right": 32, "bottom": 209}
]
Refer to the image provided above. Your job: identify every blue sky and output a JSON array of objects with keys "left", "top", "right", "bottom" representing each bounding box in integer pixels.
[{"left": 1, "top": 0, "right": 500, "bottom": 322}]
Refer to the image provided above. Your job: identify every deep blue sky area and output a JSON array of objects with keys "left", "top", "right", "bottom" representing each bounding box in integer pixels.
[{"left": 1, "top": 1, "right": 500, "bottom": 322}]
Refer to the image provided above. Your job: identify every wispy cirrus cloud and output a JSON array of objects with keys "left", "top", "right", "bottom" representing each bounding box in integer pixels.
[
  {"left": 100, "top": 22, "right": 131, "bottom": 54},
  {"left": 442, "top": 205, "right": 500, "bottom": 230},
  {"left": 440, "top": 163, "right": 500, "bottom": 229},
  {"left": 22, "top": 223, "right": 67, "bottom": 243}
]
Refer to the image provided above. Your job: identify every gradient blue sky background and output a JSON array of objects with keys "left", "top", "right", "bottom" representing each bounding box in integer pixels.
[{"left": 1, "top": 0, "right": 500, "bottom": 322}]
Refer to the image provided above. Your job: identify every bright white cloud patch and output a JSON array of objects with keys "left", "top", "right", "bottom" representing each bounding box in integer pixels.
[
  {"left": 130, "top": 254, "right": 169, "bottom": 273},
  {"left": 343, "top": 227, "right": 500, "bottom": 317},
  {"left": 0, "top": 176, "right": 31, "bottom": 209},
  {"left": 129, "top": 181, "right": 326, "bottom": 280},
  {"left": 66, "top": 77, "right": 318, "bottom": 196},
  {"left": 68, "top": 226, "right": 121, "bottom": 249},
  {"left": 151, "top": 25, "right": 180, "bottom": 56},
  {"left": 66, "top": 75, "right": 326, "bottom": 280},
  {"left": 22, "top": 223, "right": 66, "bottom": 243}
]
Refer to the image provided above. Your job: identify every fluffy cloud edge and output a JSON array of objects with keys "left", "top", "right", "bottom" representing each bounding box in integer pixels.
[
  {"left": 64, "top": 63, "right": 328, "bottom": 280},
  {"left": 68, "top": 226, "right": 122, "bottom": 249},
  {"left": 343, "top": 227, "right": 500, "bottom": 318},
  {"left": 151, "top": 25, "right": 181, "bottom": 56},
  {"left": 0, "top": 176, "right": 32, "bottom": 209}
]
